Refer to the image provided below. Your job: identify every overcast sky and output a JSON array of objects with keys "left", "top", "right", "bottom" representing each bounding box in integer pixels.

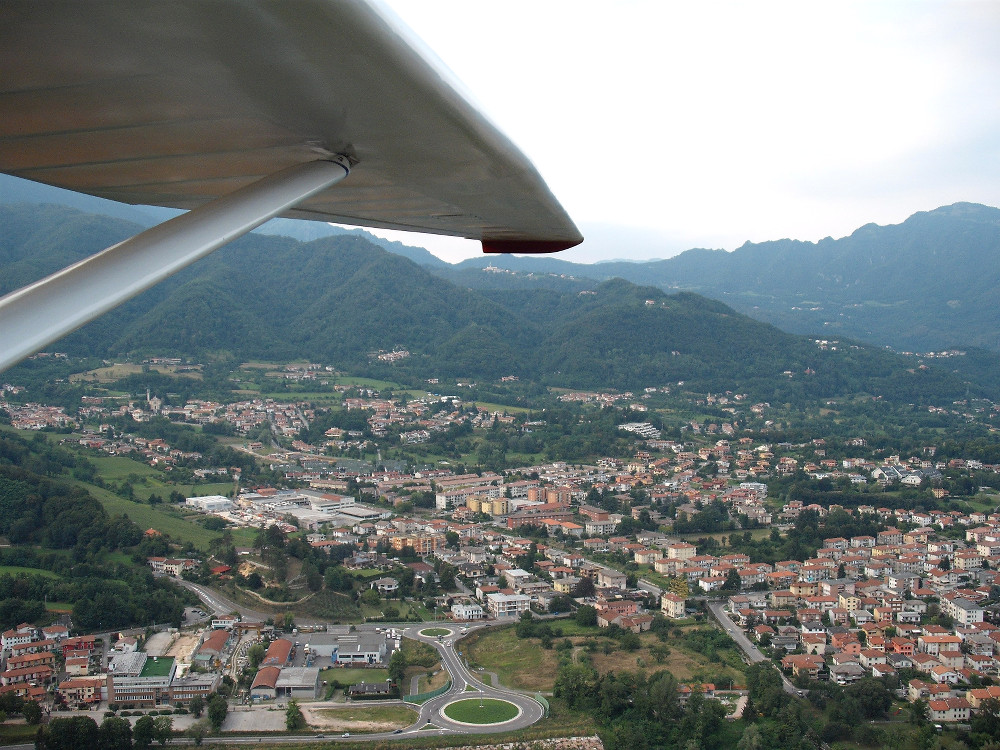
[{"left": 356, "top": 0, "right": 1000, "bottom": 263}]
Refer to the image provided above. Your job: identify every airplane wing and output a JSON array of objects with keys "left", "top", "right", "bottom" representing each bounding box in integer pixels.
[
  {"left": 0, "top": 0, "right": 581, "bottom": 252},
  {"left": 0, "top": 0, "right": 582, "bottom": 371}
]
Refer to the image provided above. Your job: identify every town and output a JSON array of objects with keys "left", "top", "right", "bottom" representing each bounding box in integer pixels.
[{"left": 1, "top": 355, "right": 1000, "bottom": 747}]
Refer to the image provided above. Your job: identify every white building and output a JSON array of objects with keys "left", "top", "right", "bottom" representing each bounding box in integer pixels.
[
  {"left": 107, "top": 653, "right": 176, "bottom": 706},
  {"left": 185, "top": 495, "right": 233, "bottom": 513},
  {"left": 335, "top": 633, "right": 388, "bottom": 664},
  {"left": 485, "top": 593, "right": 531, "bottom": 619},
  {"left": 946, "top": 597, "right": 984, "bottom": 626},
  {"left": 661, "top": 593, "right": 686, "bottom": 619},
  {"left": 452, "top": 603, "right": 485, "bottom": 620},
  {"left": 306, "top": 493, "right": 356, "bottom": 512},
  {"left": 585, "top": 519, "right": 619, "bottom": 535}
]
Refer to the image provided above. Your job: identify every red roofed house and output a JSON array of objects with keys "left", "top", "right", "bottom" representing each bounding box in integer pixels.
[
  {"left": 58, "top": 677, "right": 105, "bottom": 706},
  {"left": 61, "top": 636, "right": 97, "bottom": 657},
  {"left": 928, "top": 697, "right": 970, "bottom": 722}
]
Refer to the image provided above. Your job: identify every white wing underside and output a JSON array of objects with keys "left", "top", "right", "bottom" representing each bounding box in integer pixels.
[{"left": 0, "top": 0, "right": 581, "bottom": 253}]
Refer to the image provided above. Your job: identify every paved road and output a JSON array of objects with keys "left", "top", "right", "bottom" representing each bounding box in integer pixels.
[
  {"left": 637, "top": 578, "right": 663, "bottom": 598},
  {"left": 26, "top": 614, "right": 544, "bottom": 746},
  {"left": 174, "top": 579, "right": 325, "bottom": 627},
  {"left": 21, "top": 623, "right": 545, "bottom": 748},
  {"left": 398, "top": 623, "right": 545, "bottom": 735},
  {"left": 706, "top": 601, "right": 805, "bottom": 697},
  {"left": 174, "top": 579, "right": 274, "bottom": 622},
  {"left": 707, "top": 601, "right": 768, "bottom": 664},
  {"left": 242, "top": 622, "right": 545, "bottom": 742}
]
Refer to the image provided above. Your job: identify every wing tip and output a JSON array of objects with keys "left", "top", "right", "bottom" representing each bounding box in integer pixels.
[{"left": 481, "top": 237, "right": 583, "bottom": 254}]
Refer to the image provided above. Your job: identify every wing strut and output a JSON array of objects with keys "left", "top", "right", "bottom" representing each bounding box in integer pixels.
[{"left": 0, "top": 158, "right": 351, "bottom": 372}]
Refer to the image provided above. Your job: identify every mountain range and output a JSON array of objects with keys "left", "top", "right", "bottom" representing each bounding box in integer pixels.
[
  {"left": 429, "top": 203, "right": 1000, "bottom": 354},
  {"left": 3, "top": 174, "right": 997, "bottom": 354},
  {"left": 1, "top": 202, "right": 998, "bottom": 405}
]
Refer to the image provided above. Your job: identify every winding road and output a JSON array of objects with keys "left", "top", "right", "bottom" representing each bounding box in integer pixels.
[
  {"left": 307, "top": 623, "right": 545, "bottom": 740},
  {"left": 14, "top": 621, "right": 545, "bottom": 750},
  {"left": 33, "top": 577, "right": 546, "bottom": 745},
  {"left": 174, "top": 578, "right": 328, "bottom": 627},
  {"left": 269, "top": 622, "right": 545, "bottom": 742},
  {"left": 397, "top": 623, "right": 545, "bottom": 735},
  {"left": 175, "top": 578, "right": 545, "bottom": 731}
]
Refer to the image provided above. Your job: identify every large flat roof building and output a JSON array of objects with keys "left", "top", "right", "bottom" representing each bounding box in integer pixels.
[
  {"left": 275, "top": 667, "right": 320, "bottom": 699},
  {"left": 186, "top": 495, "right": 233, "bottom": 513},
  {"left": 107, "top": 654, "right": 176, "bottom": 707}
]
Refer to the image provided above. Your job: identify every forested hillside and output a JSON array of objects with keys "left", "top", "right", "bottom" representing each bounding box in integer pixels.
[
  {"left": 5, "top": 176, "right": 1000, "bottom": 352},
  {"left": 0, "top": 431, "right": 191, "bottom": 630},
  {"left": 440, "top": 203, "right": 1000, "bottom": 352},
  {"left": 3, "top": 204, "right": 999, "bottom": 405}
]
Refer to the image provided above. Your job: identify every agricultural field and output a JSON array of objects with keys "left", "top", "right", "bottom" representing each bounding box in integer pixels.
[
  {"left": 333, "top": 377, "right": 407, "bottom": 390},
  {"left": 69, "top": 362, "right": 202, "bottom": 383},
  {"left": 472, "top": 401, "right": 531, "bottom": 414},
  {"left": 83, "top": 453, "right": 235, "bottom": 500},
  {"left": 76, "top": 480, "right": 253, "bottom": 549},
  {"left": 86, "top": 454, "right": 161, "bottom": 481},
  {"left": 299, "top": 590, "right": 363, "bottom": 622},
  {"left": 258, "top": 390, "right": 343, "bottom": 403},
  {"left": 0, "top": 565, "right": 62, "bottom": 579},
  {"left": 464, "top": 623, "right": 744, "bottom": 692}
]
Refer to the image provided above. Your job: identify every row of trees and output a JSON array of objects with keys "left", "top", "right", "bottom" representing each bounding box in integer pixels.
[{"left": 35, "top": 714, "right": 175, "bottom": 750}]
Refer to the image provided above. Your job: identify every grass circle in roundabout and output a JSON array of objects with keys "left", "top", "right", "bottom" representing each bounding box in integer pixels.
[
  {"left": 442, "top": 697, "right": 521, "bottom": 725},
  {"left": 419, "top": 627, "right": 451, "bottom": 637}
]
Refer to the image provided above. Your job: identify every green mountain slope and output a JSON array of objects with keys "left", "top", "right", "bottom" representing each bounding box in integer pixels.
[
  {"left": 444, "top": 203, "right": 1000, "bottom": 352},
  {"left": 0, "top": 174, "right": 445, "bottom": 265},
  {"left": 9, "top": 175, "right": 995, "bottom": 352},
  {"left": 3, "top": 204, "right": 997, "bottom": 403}
]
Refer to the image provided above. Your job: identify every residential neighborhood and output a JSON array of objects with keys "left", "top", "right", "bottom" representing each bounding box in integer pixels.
[{"left": 2, "top": 358, "right": 1000, "bottom": 747}]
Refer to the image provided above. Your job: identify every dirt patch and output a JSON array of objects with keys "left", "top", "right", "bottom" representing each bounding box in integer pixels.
[
  {"left": 413, "top": 666, "right": 448, "bottom": 694},
  {"left": 143, "top": 631, "right": 174, "bottom": 657},
  {"left": 304, "top": 705, "right": 417, "bottom": 732},
  {"left": 165, "top": 633, "right": 200, "bottom": 662},
  {"left": 589, "top": 643, "right": 700, "bottom": 678},
  {"left": 222, "top": 707, "right": 286, "bottom": 732}
]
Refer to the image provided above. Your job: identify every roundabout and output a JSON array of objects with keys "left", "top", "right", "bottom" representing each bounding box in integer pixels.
[
  {"left": 401, "top": 623, "right": 546, "bottom": 735},
  {"left": 418, "top": 627, "right": 452, "bottom": 637},
  {"left": 441, "top": 697, "right": 521, "bottom": 725}
]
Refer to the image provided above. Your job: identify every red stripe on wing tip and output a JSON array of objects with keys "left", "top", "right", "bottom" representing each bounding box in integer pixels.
[{"left": 481, "top": 238, "right": 583, "bottom": 254}]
